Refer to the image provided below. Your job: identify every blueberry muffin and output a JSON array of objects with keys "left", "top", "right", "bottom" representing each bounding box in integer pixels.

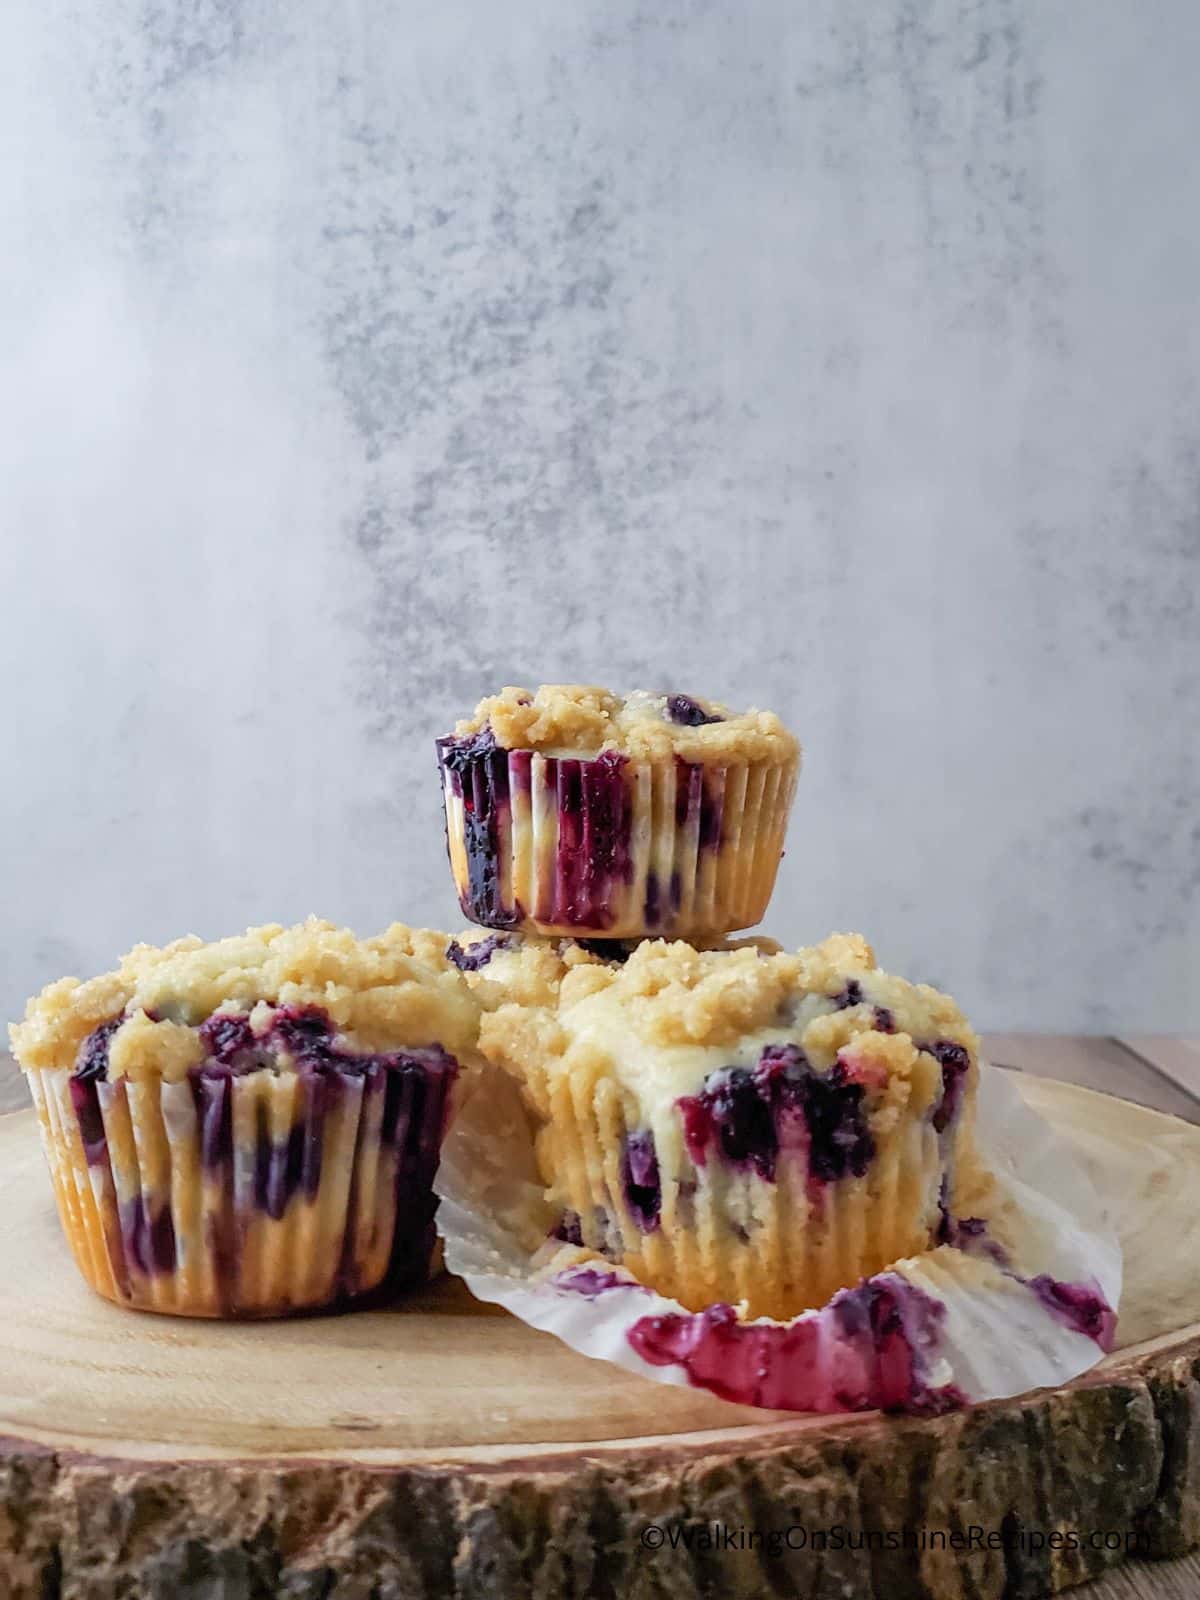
[
  {"left": 436, "top": 686, "right": 799, "bottom": 940},
  {"left": 477, "top": 934, "right": 979, "bottom": 1320},
  {"left": 10, "top": 919, "right": 480, "bottom": 1317}
]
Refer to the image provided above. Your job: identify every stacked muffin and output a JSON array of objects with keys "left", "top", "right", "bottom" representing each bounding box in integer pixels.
[
  {"left": 439, "top": 686, "right": 981, "bottom": 1322},
  {"left": 437, "top": 685, "right": 799, "bottom": 938}
]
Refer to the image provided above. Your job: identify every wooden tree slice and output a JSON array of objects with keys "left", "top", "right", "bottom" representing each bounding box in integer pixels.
[{"left": 2, "top": 1074, "right": 1200, "bottom": 1600}]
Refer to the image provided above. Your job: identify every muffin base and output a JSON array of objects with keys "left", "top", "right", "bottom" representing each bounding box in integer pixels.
[
  {"left": 438, "top": 737, "right": 798, "bottom": 939},
  {"left": 25, "top": 1053, "right": 456, "bottom": 1318},
  {"left": 538, "top": 1063, "right": 949, "bottom": 1321}
]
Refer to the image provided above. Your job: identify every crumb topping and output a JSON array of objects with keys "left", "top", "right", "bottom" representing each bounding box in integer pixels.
[
  {"left": 556, "top": 933, "right": 878, "bottom": 1049},
  {"left": 479, "top": 933, "right": 978, "bottom": 1116},
  {"left": 455, "top": 929, "right": 785, "bottom": 1011},
  {"left": 448, "top": 931, "right": 615, "bottom": 1009},
  {"left": 450, "top": 684, "right": 800, "bottom": 764},
  {"left": 10, "top": 918, "right": 482, "bottom": 1080}
]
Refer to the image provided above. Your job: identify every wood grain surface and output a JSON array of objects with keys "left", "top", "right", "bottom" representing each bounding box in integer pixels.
[{"left": 1, "top": 1041, "right": 1199, "bottom": 1600}]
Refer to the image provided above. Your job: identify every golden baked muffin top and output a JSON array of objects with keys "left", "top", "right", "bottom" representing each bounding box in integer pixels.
[
  {"left": 479, "top": 933, "right": 978, "bottom": 1115},
  {"left": 10, "top": 918, "right": 482, "bottom": 1080},
  {"left": 451, "top": 685, "right": 800, "bottom": 764}
]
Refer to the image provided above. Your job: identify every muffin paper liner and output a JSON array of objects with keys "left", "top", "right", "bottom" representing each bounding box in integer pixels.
[
  {"left": 26, "top": 1055, "right": 456, "bottom": 1318},
  {"left": 438, "top": 739, "right": 798, "bottom": 939},
  {"left": 434, "top": 1062, "right": 1121, "bottom": 1414}
]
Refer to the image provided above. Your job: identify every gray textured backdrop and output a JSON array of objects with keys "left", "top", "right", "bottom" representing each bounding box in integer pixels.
[{"left": 2, "top": 1, "right": 1197, "bottom": 1031}]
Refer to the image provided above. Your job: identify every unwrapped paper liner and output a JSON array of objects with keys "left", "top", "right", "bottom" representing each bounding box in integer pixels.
[{"left": 434, "top": 1062, "right": 1122, "bottom": 1414}]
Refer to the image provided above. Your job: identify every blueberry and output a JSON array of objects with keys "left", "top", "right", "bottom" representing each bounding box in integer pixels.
[
  {"left": 445, "top": 933, "right": 514, "bottom": 971},
  {"left": 789, "top": 1062, "right": 874, "bottom": 1182},
  {"left": 922, "top": 1040, "right": 971, "bottom": 1132},
  {"left": 679, "top": 1044, "right": 874, "bottom": 1186},
  {"left": 679, "top": 1067, "right": 779, "bottom": 1180},
  {"left": 271, "top": 1005, "right": 336, "bottom": 1061},
  {"left": 199, "top": 1011, "right": 255, "bottom": 1064},
  {"left": 74, "top": 1018, "right": 122, "bottom": 1083},
  {"left": 834, "top": 980, "right": 863, "bottom": 1010},
  {"left": 552, "top": 1212, "right": 584, "bottom": 1246},
  {"left": 674, "top": 758, "right": 724, "bottom": 850},
  {"left": 665, "top": 695, "right": 723, "bottom": 727}
]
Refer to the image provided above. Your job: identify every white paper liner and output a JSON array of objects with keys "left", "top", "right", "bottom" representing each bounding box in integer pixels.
[{"left": 434, "top": 1062, "right": 1122, "bottom": 1414}]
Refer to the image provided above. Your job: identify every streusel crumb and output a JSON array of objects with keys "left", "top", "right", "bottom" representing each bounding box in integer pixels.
[
  {"left": 449, "top": 929, "right": 784, "bottom": 1010},
  {"left": 453, "top": 684, "right": 799, "bottom": 764},
  {"left": 479, "top": 932, "right": 978, "bottom": 1107},
  {"left": 10, "top": 918, "right": 481, "bottom": 1079}
]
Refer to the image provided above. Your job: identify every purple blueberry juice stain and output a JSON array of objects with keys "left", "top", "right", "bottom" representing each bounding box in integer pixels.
[
  {"left": 380, "top": 1056, "right": 425, "bottom": 1145},
  {"left": 552, "top": 750, "right": 633, "bottom": 927},
  {"left": 698, "top": 782, "right": 723, "bottom": 851},
  {"left": 678, "top": 1044, "right": 874, "bottom": 1186},
  {"left": 436, "top": 727, "right": 500, "bottom": 795},
  {"left": 445, "top": 933, "right": 515, "bottom": 971},
  {"left": 509, "top": 747, "right": 533, "bottom": 793},
  {"left": 465, "top": 752, "right": 514, "bottom": 926},
  {"left": 120, "top": 1194, "right": 178, "bottom": 1276},
  {"left": 254, "top": 1105, "right": 309, "bottom": 1221},
  {"left": 554, "top": 1266, "right": 648, "bottom": 1297},
  {"left": 830, "top": 1277, "right": 966, "bottom": 1414},
  {"left": 674, "top": 759, "right": 699, "bottom": 827},
  {"left": 620, "top": 1129, "right": 661, "bottom": 1232},
  {"left": 873, "top": 1007, "right": 896, "bottom": 1033},
  {"left": 69, "top": 1076, "right": 109, "bottom": 1166},
  {"left": 922, "top": 1040, "right": 971, "bottom": 1132},
  {"left": 186, "top": 1004, "right": 458, "bottom": 1297},
  {"left": 643, "top": 868, "right": 662, "bottom": 926},
  {"left": 1026, "top": 1276, "right": 1117, "bottom": 1350},
  {"left": 674, "top": 759, "right": 724, "bottom": 851},
  {"left": 627, "top": 1275, "right": 965, "bottom": 1414},
  {"left": 193, "top": 1069, "right": 233, "bottom": 1171},
  {"left": 375, "top": 1055, "right": 458, "bottom": 1296},
  {"left": 437, "top": 729, "right": 518, "bottom": 928},
  {"left": 665, "top": 695, "right": 723, "bottom": 726}
]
